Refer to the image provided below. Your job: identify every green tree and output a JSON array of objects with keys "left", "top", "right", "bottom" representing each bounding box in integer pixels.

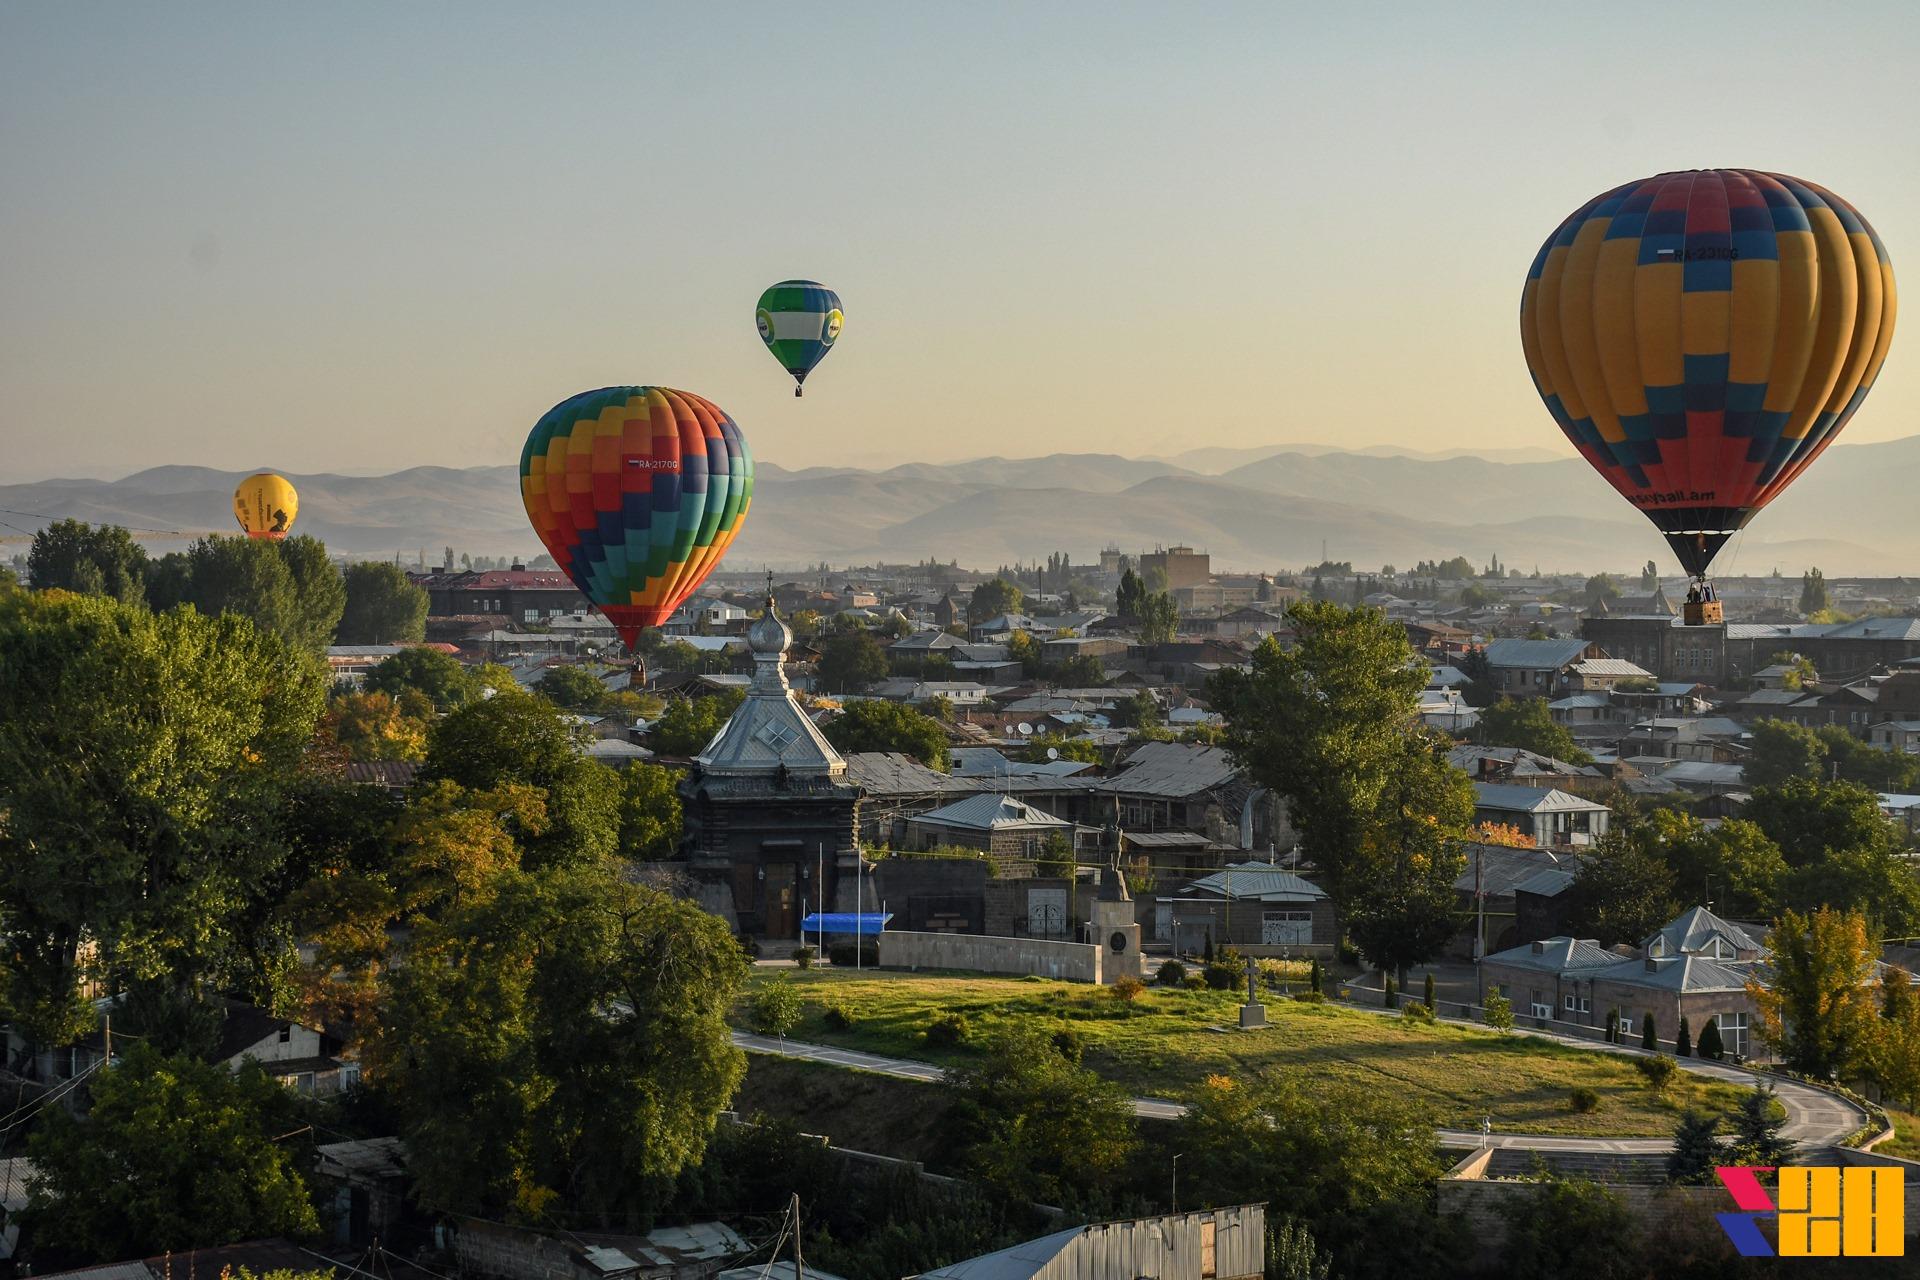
[
  {"left": 275, "top": 535, "right": 348, "bottom": 651},
  {"left": 1583, "top": 573, "right": 1621, "bottom": 612},
  {"left": 1472, "top": 697, "right": 1592, "bottom": 763},
  {"left": 1484, "top": 989, "right": 1514, "bottom": 1031},
  {"left": 1766, "top": 651, "right": 1819, "bottom": 691},
  {"left": 1568, "top": 826, "right": 1680, "bottom": 946},
  {"left": 337, "top": 560, "right": 429, "bottom": 644},
  {"left": 422, "top": 692, "right": 620, "bottom": 870},
  {"left": 1653, "top": 813, "right": 1786, "bottom": 920},
  {"left": 1018, "top": 732, "right": 1102, "bottom": 764},
  {"left": 1138, "top": 591, "right": 1180, "bottom": 644},
  {"left": 1696, "top": 1016, "right": 1725, "bottom": 1062},
  {"left": 1799, "top": 567, "right": 1829, "bottom": 616},
  {"left": 537, "top": 664, "right": 608, "bottom": 710},
  {"left": 967, "top": 578, "right": 1024, "bottom": 625},
  {"left": 1744, "top": 719, "right": 1828, "bottom": 788},
  {"left": 943, "top": 1025, "right": 1138, "bottom": 1208},
  {"left": 0, "top": 591, "right": 326, "bottom": 1045},
  {"left": 1868, "top": 966, "right": 1920, "bottom": 1110},
  {"left": 1033, "top": 831, "right": 1075, "bottom": 877},
  {"left": 1745, "top": 777, "right": 1902, "bottom": 869},
  {"left": 818, "top": 627, "right": 890, "bottom": 692},
  {"left": 1676, "top": 1015, "right": 1692, "bottom": 1056},
  {"left": 648, "top": 690, "right": 744, "bottom": 756},
  {"left": 1343, "top": 736, "right": 1474, "bottom": 985},
  {"left": 1640, "top": 560, "right": 1660, "bottom": 590},
  {"left": 22, "top": 1044, "right": 318, "bottom": 1265},
  {"left": 369, "top": 866, "right": 748, "bottom": 1222},
  {"left": 617, "top": 761, "right": 683, "bottom": 861},
  {"left": 823, "top": 699, "right": 949, "bottom": 769},
  {"left": 26, "top": 519, "right": 149, "bottom": 602},
  {"left": 1209, "top": 601, "right": 1427, "bottom": 910},
  {"left": 1110, "top": 691, "right": 1161, "bottom": 731},
  {"left": 1728, "top": 1084, "right": 1796, "bottom": 1167},
  {"left": 1750, "top": 907, "right": 1880, "bottom": 1078},
  {"left": 1053, "top": 653, "right": 1109, "bottom": 687},
  {"left": 1667, "top": 1111, "right": 1722, "bottom": 1185},
  {"left": 1499, "top": 1175, "right": 1636, "bottom": 1279},
  {"left": 750, "top": 976, "right": 802, "bottom": 1038},
  {"left": 364, "top": 645, "right": 480, "bottom": 708},
  {"left": 1780, "top": 841, "right": 1920, "bottom": 934},
  {"left": 1181, "top": 1072, "right": 1443, "bottom": 1268},
  {"left": 1115, "top": 567, "right": 1145, "bottom": 621},
  {"left": 1641, "top": 1012, "right": 1658, "bottom": 1051}
]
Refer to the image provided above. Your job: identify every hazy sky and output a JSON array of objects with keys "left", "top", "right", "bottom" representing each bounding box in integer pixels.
[{"left": 4, "top": 3, "right": 1917, "bottom": 480}]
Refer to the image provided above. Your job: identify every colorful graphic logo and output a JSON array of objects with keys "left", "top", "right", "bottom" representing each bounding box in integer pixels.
[{"left": 1715, "top": 1166, "right": 1904, "bottom": 1258}]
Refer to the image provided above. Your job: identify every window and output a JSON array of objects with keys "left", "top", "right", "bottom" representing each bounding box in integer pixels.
[
  {"left": 1200, "top": 1220, "right": 1216, "bottom": 1279},
  {"left": 1564, "top": 993, "right": 1577, "bottom": 1012},
  {"left": 277, "top": 1025, "right": 292, "bottom": 1044},
  {"left": 1722, "top": 1012, "right": 1749, "bottom": 1057}
]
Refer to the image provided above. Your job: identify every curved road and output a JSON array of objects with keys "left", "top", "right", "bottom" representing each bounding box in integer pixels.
[{"left": 731, "top": 1024, "right": 1865, "bottom": 1154}]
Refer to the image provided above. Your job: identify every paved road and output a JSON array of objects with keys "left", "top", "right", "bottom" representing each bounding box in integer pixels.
[{"left": 732, "top": 1023, "right": 1864, "bottom": 1153}]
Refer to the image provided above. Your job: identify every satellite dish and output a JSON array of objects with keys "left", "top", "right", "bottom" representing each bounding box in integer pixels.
[
  {"left": 1046, "top": 747, "right": 1060, "bottom": 760},
  {"left": 1017, "top": 722, "right": 1033, "bottom": 736}
]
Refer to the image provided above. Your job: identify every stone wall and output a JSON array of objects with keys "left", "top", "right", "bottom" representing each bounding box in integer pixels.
[{"left": 880, "top": 930, "right": 1105, "bottom": 982}]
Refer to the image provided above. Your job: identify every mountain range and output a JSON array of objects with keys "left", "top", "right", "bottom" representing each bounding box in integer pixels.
[{"left": 4, "top": 435, "right": 1917, "bottom": 576}]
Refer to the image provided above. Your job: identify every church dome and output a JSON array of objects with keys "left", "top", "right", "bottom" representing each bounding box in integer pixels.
[{"left": 748, "top": 603, "right": 791, "bottom": 657}]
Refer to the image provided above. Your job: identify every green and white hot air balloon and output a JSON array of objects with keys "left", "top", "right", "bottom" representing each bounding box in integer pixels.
[{"left": 755, "top": 279, "right": 843, "bottom": 396}]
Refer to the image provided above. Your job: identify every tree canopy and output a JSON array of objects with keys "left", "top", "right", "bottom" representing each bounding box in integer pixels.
[
  {"left": 967, "top": 578, "right": 1023, "bottom": 624},
  {"left": 1209, "top": 601, "right": 1428, "bottom": 909},
  {"left": 823, "top": 699, "right": 949, "bottom": 769},
  {"left": 148, "top": 534, "right": 345, "bottom": 652},
  {"left": 1749, "top": 907, "right": 1879, "bottom": 1078},
  {"left": 817, "top": 627, "right": 889, "bottom": 693},
  {"left": 23, "top": 1044, "right": 318, "bottom": 1266},
  {"left": 364, "top": 645, "right": 480, "bottom": 708},
  {"left": 1472, "top": 697, "right": 1592, "bottom": 764},
  {"left": 26, "top": 519, "right": 149, "bottom": 602},
  {"left": 337, "top": 560, "right": 429, "bottom": 644},
  {"left": 648, "top": 690, "right": 744, "bottom": 756}
]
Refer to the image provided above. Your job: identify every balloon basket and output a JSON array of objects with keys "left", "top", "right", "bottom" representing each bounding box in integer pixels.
[
  {"left": 794, "top": 386, "right": 803, "bottom": 397},
  {"left": 1683, "top": 599, "right": 1723, "bottom": 626}
]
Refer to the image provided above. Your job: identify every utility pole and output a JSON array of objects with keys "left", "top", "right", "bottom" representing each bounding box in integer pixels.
[
  {"left": 855, "top": 858, "right": 864, "bottom": 971},
  {"left": 790, "top": 1193, "right": 805, "bottom": 1280}
]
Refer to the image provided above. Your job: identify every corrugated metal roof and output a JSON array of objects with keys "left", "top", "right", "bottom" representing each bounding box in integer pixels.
[
  {"left": 1473, "top": 783, "right": 1609, "bottom": 813},
  {"left": 1600, "top": 954, "right": 1751, "bottom": 992},
  {"left": 843, "top": 752, "right": 972, "bottom": 795},
  {"left": 1570, "top": 658, "right": 1654, "bottom": 677},
  {"left": 1484, "top": 637, "right": 1591, "bottom": 669},
  {"left": 914, "top": 793, "right": 1073, "bottom": 831},
  {"left": 1512, "top": 867, "right": 1574, "bottom": 898},
  {"left": 1179, "top": 862, "right": 1327, "bottom": 901},
  {"left": 1482, "top": 935, "right": 1619, "bottom": 973},
  {"left": 1086, "top": 741, "right": 1238, "bottom": 797},
  {"left": 1646, "top": 906, "right": 1764, "bottom": 956}
]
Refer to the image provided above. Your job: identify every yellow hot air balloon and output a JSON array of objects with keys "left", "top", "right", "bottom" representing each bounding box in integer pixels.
[{"left": 233, "top": 472, "right": 298, "bottom": 540}]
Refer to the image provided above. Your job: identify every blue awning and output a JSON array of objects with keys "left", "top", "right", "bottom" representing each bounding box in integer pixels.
[{"left": 800, "top": 912, "right": 893, "bottom": 937}]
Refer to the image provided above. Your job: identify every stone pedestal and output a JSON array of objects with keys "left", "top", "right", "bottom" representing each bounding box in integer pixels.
[{"left": 1239, "top": 1003, "right": 1267, "bottom": 1029}]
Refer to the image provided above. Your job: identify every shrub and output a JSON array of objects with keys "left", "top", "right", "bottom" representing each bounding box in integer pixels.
[
  {"left": 1156, "top": 959, "right": 1188, "bottom": 987},
  {"left": 1400, "top": 1000, "right": 1435, "bottom": 1024},
  {"left": 1203, "top": 953, "right": 1244, "bottom": 990},
  {"left": 1337, "top": 939, "right": 1360, "bottom": 968},
  {"left": 1182, "top": 973, "right": 1207, "bottom": 991},
  {"left": 749, "top": 978, "right": 802, "bottom": 1038},
  {"left": 1676, "top": 1015, "right": 1692, "bottom": 1058},
  {"left": 1484, "top": 990, "right": 1514, "bottom": 1032},
  {"left": 822, "top": 1003, "right": 855, "bottom": 1031},
  {"left": 1423, "top": 972, "right": 1436, "bottom": 1011},
  {"left": 1640, "top": 1012, "right": 1658, "bottom": 1052},
  {"left": 793, "top": 945, "right": 815, "bottom": 970},
  {"left": 1568, "top": 1086, "right": 1600, "bottom": 1113},
  {"left": 1308, "top": 956, "right": 1324, "bottom": 995},
  {"left": 1293, "top": 988, "right": 1325, "bottom": 1004},
  {"left": 925, "top": 1013, "right": 970, "bottom": 1049},
  {"left": 1697, "top": 1017, "right": 1724, "bottom": 1061},
  {"left": 1050, "top": 1027, "right": 1083, "bottom": 1063},
  {"left": 1383, "top": 975, "right": 1397, "bottom": 1008},
  {"left": 828, "top": 941, "right": 879, "bottom": 967},
  {"left": 1636, "top": 1054, "right": 1678, "bottom": 1089},
  {"left": 1113, "top": 975, "right": 1146, "bottom": 1002},
  {"left": 1604, "top": 1007, "right": 1620, "bottom": 1045}
]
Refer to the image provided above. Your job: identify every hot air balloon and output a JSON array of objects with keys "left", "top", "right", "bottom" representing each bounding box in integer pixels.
[
  {"left": 233, "top": 472, "right": 298, "bottom": 540},
  {"left": 520, "top": 386, "right": 753, "bottom": 651},
  {"left": 755, "top": 280, "right": 842, "bottom": 396},
  {"left": 1521, "top": 170, "right": 1896, "bottom": 623}
]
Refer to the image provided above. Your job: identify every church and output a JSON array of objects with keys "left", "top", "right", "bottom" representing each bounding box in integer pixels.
[{"left": 679, "top": 595, "right": 865, "bottom": 937}]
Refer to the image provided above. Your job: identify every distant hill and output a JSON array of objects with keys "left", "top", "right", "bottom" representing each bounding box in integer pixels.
[{"left": 2, "top": 436, "right": 1916, "bottom": 574}]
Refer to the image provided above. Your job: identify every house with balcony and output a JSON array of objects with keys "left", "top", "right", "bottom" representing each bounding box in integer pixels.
[{"left": 1471, "top": 783, "right": 1610, "bottom": 849}]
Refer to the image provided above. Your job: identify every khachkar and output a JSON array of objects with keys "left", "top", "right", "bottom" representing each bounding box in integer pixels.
[
  {"left": 678, "top": 593, "right": 861, "bottom": 938},
  {"left": 1091, "top": 854, "right": 1142, "bottom": 985}
]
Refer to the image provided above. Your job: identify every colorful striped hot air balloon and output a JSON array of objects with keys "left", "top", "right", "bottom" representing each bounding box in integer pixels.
[
  {"left": 1522, "top": 170, "right": 1896, "bottom": 586},
  {"left": 233, "top": 472, "right": 298, "bottom": 540},
  {"left": 520, "top": 387, "right": 753, "bottom": 649},
  {"left": 755, "top": 279, "right": 842, "bottom": 395}
]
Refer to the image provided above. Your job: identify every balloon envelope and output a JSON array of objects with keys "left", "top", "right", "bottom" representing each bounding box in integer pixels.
[
  {"left": 520, "top": 387, "right": 753, "bottom": 648},
  {"left": 756, "top": 280, "right": 842, "bottom": 393},
  {"left": 233, "top": 472, "right": 298, "bottom": 540},
  {"left": 1521, "top": 170, "right": 1896, "bottom": 576}
]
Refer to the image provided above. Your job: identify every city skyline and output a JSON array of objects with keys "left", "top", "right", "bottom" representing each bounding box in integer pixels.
[{"left": 4, "top": 3, "right": 1917, "bottom": 482}]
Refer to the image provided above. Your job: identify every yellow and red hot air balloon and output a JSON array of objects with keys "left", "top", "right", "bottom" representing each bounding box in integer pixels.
[
  {"left": 233, "top": 472, "right": 298, "bottom": 540},
  {"left": 520, "top": 387, "right": 753, "bottom": 650},
  {"left": 1521, "top": 170, "right": 1896, "bottom": 622}
]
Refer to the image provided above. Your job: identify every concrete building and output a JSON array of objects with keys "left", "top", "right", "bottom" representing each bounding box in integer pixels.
[{"left": 1137, "top": 545, "right": 1212, "bottom": 592}]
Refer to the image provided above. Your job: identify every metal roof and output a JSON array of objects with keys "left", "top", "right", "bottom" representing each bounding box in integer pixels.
[
  {"left": 1512, "top": 867, "right": 1575, "bottom": 898},
  {"left": 1645, "top": 906, "right": 1764, "bottom": 957},
  {"left": 1472, "top": 782, "right": 1610, "bottom": 813},
  {"left": 1599, "top": 953, "right": 1751, "bottom": 993},
  {"left": 1570, "top": 658, "right": 1654, "bottom": 678},
  {"left": 1086, "top": 741, "right": 1239, "bottom": 797},
  {"left": 1484, "top": 637, "right": 1591, "bottom": 669},
  {"left": 1482, "top": 936, "right": 1620, "bottom": 974},
  {"left": 912, "top": 793, "right": 1074, "bottom": 831},
  {"left": 1455, "top": 845, "right": 1570, "bottom": 897},
  {"left": 843, "top": 752, "right": 972, "bottom": 795},
  {"left": 1179, "top": 862, "right": 1328, "bottom": 901}
]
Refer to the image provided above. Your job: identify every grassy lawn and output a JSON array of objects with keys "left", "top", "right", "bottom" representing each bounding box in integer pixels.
[
  {"left": 1874, "top": 1105, "right": 1920, "bottom": 1159},
  {"left": 740, "top": 969, "right": 1749, "bottom": 1138}
]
